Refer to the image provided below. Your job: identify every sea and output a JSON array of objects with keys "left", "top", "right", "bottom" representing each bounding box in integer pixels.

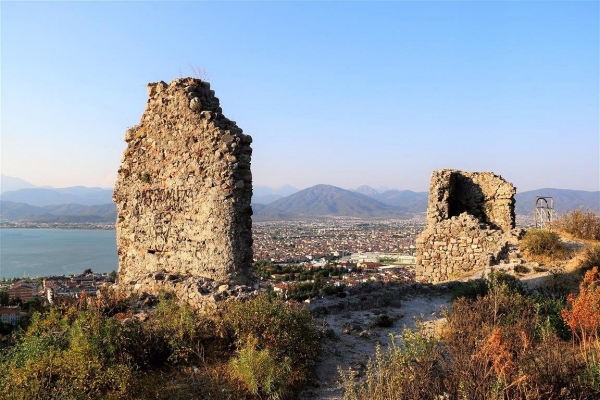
[{"left": 0, "top": 229, "right": 118, "bottom": 279}]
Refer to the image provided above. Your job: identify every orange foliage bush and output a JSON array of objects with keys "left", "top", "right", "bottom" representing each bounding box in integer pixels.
[
  {"left": 562, "top": 266, "right": 600, "bottom": 345},
  {"left": 473, "top": 327, "right": 516, "bottom": 380}
]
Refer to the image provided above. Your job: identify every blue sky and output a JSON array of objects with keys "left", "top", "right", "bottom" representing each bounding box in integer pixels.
[{"left": 2, "top": 1, "right": 598, "bottom": 192}]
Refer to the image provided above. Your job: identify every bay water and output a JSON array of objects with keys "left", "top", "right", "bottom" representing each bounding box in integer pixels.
[{"left": 0, "top": 229, "right": 118, "bottom": 279}]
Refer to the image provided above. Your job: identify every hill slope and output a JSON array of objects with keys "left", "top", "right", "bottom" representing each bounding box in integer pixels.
[
  {"left": 259, "top": 184, "right": 409, "bottom": 219},
  {"left": 0, "top": 174, "right": 37, "bottom": 194},
  {"left": 0, "top": 201, "right": 116, "bottom": 223},
  {"left": 0, "top": 187, "right": 113, "bottom": 206},
  {"left": 514, "top": 189, "right": 600, "bottom": 215},
  {"left": 370, "top": 190, "right": 429, "bottom": 212}
]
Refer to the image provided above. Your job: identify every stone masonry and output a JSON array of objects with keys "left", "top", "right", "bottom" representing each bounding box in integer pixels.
[
  {"left": 416, "top": 169, "right": 517, "bottom": 283},
  {"left": 113, "top": 78, "right": 254, "bottom": 306}
]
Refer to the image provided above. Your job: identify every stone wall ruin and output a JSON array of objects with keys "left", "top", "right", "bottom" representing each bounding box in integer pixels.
[
  {"left": 113, "top": 78, "right": 254, "bottom": 306},
  {"left": 416, "top": 169, "right": 518, "bottom": 283}
]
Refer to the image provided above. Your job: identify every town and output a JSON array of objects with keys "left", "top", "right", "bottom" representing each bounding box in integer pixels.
[{"left": 0, "top": 218, "right": 429, "bottom": 333}]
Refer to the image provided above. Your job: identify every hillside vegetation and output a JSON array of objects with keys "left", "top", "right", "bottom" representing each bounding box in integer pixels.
[
  {"left": 342, "top": 210, "right": 600, "bottom": 400},
  {"left": 4, "top": 210, "right": 600, "bottom": 399},
  {"left": 0, "top": 291, "right": 320, "bottom": 400}
]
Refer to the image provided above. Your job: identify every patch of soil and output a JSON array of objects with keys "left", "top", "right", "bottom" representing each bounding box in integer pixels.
[{"left": 299, "top": 289, "right": 451, "bottom": 399}]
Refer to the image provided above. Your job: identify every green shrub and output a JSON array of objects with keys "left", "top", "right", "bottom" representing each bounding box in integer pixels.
[
  {"left": 373, "top": 314, "right": 394, "bottom": 328},
  {"left": 451, "top": 278, "right": 489, "bottom": 300},
  {"left": 452, "top": 270, "right": 524, "bottom": 301},
  {"left": 0, "top": 295, "right": 215, "bottom": 399},
  {"left": 220, "top": 293, "right": 320, "bottom": 388},
  {"left": 0, "top": 292, "right": 320, "bottom": 399},
  {"left": 0, "top": 309, "right": 135, "bottom": 399},
  {"left": 520, "top": 229, "right": 570, "bottom": 259},
  {"left": 147, "top": 294, "right": 199, "bottom": 365},
  {"left": 342, "top": 328, "right": 444, "bottom": 400},
  {"left": 514, "top": 265, "right": 530, "bottom": 274},
  {"left": 555, "top": 209, "right": 600, "bottom": 241},
  {"left": 532, "top": 295, "right": 570, "bottom": 340},
  {"left": 229, "top": 335, "right": 291, "bottom": 399}
]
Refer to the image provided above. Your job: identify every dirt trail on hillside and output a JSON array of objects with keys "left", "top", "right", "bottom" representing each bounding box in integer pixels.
[{"left": 298, "top": 291, "right": 451, "bottom": 400}]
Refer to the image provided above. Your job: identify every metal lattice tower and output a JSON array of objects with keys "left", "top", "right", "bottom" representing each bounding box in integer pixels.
[{"left": 534, "top": 196, "right": 556, "bottom": 229}]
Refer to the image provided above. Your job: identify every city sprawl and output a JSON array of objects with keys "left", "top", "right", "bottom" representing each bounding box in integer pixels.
[{"left": 253, "top": 217, "right": 425, "bottom": 262}]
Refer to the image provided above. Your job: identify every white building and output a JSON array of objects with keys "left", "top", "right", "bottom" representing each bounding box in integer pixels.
[{"left": 0, "top": 306, "right": 22, "bottom": 326}]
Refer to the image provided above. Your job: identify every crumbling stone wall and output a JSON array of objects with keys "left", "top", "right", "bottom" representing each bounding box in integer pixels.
[
  {"left": 425, "top": 169, "right": 515, "bottom": 232},
  {"left": 416, "top": 169, "right": 517, "bottom": 283},
  {"left": 113, "top": 78, "right": 254, "bottom": 303}
]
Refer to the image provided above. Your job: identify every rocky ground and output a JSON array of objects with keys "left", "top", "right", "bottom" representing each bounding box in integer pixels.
[{"left": 299, "top": 288, "right": 451, "bottom": 399}]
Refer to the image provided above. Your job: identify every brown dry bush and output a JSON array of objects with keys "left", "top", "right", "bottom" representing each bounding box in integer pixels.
[
  {"left": 443, "top": 287, "right": 591, "bottom": 399},
  {"left": 580, "top": 245, "right": 600, "bottom": 270},
  {"left": 555, "top": 209, "right": 600, "bottom": 241},
  {"left": 344, "top": 277, "right": 600, "bottom": 400}
]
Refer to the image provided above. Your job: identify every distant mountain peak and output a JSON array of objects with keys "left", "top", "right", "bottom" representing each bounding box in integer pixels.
[
  {"left": 0, "top": 174, "right": 37, "bottom": 194},
  {"left": 354, "top": 185, "right": 379, "bottom": 196},
  {"left": 253, "top": 184, "right": 410, "bottom": 220}
]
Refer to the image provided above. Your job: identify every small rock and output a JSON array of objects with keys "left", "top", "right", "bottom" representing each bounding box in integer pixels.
[
  {"left": 147, "top": 84, "right": 157, "bottom": 97},
  {"left": 324, "top": 328, "right": 336, "bottom": 339},
  {"left": 156, "top": 81, "right": 168, "bottom": 93},
  {"left": 218, "top": 284, "right": 229, "bottom": 293},
  {"left": 189, "top": 97, "right": 202, "bottom": 111}
]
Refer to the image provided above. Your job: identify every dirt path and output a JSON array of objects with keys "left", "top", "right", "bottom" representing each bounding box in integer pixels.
[{"left": 299, "top": 290, "right": 451, "bottom": 399}]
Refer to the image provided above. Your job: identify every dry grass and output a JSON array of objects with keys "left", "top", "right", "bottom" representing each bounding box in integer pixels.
[{"left": 555, "top": 209, "right": 600, "bottom": 241}]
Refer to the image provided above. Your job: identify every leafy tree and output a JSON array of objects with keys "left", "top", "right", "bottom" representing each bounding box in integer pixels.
[
  {"left": 107, "top": 270, "right": 118, "bottom": 282},
  {"left": 0, "top": 322, "right": 13, "bottom": 335},
  {"left": 0, "top": 290, "right": 8, "bottom": 306}
]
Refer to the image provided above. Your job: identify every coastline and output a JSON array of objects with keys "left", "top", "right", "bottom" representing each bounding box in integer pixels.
[{"left": 0, "top": 223, "right": 115, "bottom": 230}]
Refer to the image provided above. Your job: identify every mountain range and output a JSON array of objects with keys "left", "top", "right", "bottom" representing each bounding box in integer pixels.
[
  {"left": 0, "top": 201, "right": 117, "bottom": 223},
  {"left": 0, "top": 175, "right": 598, "bottom": 223},
  {"left": 513, "top": 188, "right": 600, "bottom": 216},
  {"left": 0, "top": 175, "right": 115, "bottom": 223},
  {"left": 0, "top": 174, "right": 38, "bottom": 193},
  {"left": 251, "top": 185, "right": 599, "bottom": 221},
  {"left": 252, "top": 185, "right": 300, "bottom": 204}
]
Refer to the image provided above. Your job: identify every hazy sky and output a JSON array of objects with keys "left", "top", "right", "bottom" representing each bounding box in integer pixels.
[{"left": 2, "top": 1, "right": 598, "bottom": 192}]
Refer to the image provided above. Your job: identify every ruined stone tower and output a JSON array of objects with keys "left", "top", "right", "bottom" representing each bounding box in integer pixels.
[
  {"left": 113, "top": 78, "right": 253, "bottom": 296},
  {"left": 416, "top": 169, "right": 517, "bottom": 283}
]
